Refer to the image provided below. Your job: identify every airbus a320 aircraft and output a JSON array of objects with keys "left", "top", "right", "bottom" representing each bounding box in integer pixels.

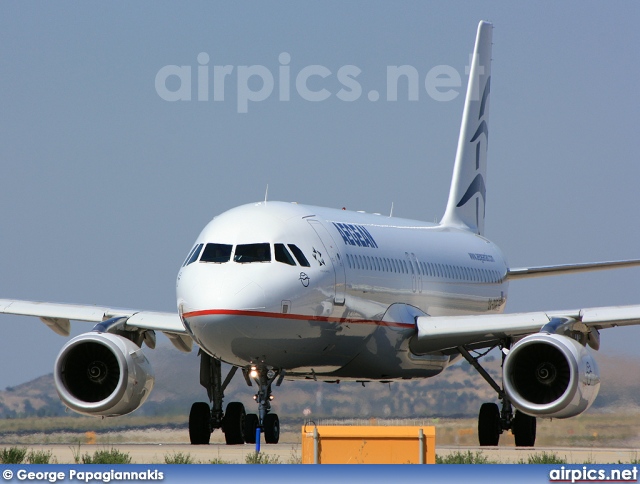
[{"left": 2, "top": 21, "right": 640, "bottom": 448}]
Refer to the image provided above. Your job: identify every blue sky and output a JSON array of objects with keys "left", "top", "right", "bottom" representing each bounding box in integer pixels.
[{"left": 1, "top": 2, "right": 639, "bottom": 389}]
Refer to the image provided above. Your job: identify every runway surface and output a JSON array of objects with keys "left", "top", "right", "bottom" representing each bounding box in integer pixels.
[{"left": 15, "top": 443, "right": 640, "bottom": 464}]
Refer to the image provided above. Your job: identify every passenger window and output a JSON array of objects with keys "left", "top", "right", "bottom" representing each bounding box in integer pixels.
[
  {"left": 182, "top": 244, "right": 202, "bottom": 267},
  {"left": 234, "top": 243, "right": 271, "bottom": 263},
  {"left": 200, "top": 243, "right": 233, "bottom": 263},
  {"left": 275, "top": 244, "right": 296, "bottom": 266},
  {"left": 288, "top": 244, "right": 310, "bottom": 267}
]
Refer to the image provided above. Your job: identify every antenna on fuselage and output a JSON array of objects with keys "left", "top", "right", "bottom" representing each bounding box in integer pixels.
[
  {"left": 389, "top": 202, "right": 394, "bottom": 218},
  {"left": 264, "top": 184, "right": 269, "bottom": 204}
]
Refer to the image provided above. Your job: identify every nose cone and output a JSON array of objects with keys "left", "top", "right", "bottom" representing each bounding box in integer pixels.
[
  {"left": 177, "top": 265, "right": 266, "bottom": 315},
  {"left": 177, "top": 265, "right": 270, "bottom": 363}
]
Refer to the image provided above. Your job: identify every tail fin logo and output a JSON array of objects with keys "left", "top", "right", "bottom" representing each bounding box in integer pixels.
[
  {"left": 455, "top": 77, "right": 491, "bottom": 217},
  {"left": 456, "top": 173, "right": 486, "bottom": 208}
]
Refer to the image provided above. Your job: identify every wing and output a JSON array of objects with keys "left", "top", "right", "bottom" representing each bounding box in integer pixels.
[
  {"left": 507, "top": 259, "right": 640, "bottom": 280},
  {"left": 0, "top": 299, "right": 192, "bottom": 352},
  {"left": 410, "top": 304, "right": 640, "bottom": 354}
]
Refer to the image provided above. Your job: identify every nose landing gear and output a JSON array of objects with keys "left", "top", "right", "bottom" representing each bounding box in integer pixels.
[{"left": 245, "top": 366, "right": 282, "bottom": 444}]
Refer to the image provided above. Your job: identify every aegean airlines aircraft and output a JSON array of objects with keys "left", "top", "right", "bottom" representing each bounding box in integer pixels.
[{"left": 2, "top": 21, "right": 640, "bottom": 447}]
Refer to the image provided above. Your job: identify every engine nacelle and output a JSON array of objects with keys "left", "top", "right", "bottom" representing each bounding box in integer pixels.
[
  {"left": 54, "top": 332, "right": 155, "bottom": 417},
  {"left": 503, "top": 333, "right": 600, "bottom": 419}
]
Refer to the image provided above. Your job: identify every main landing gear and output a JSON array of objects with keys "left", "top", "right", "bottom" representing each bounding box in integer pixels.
[
  {"left": 188, "top": 351, "right": 283, "bottom": 445},
  {"left": 457, "top": 345, "right": 536, "bottom": 447}
]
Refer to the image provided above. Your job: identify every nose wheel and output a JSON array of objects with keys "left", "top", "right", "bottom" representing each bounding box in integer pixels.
[{"left": 248, "top": 365, "right": 283, "bottom": 445}]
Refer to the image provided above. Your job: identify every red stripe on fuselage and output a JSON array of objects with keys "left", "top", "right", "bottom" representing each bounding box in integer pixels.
[{"left": 182, "top": 309, "right": 414, "bottom": 329}]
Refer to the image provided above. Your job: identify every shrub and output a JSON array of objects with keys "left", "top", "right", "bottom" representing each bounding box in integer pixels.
[
  {"left": 245, "top": 452, "right": 280, "bottom": 464},
  {"left": 82, "top": 448, "right": 132, "bottom": 464},
  {"left": 209, "top": 457, "right": 232, "bottom": 464},
  {"left": 524, "top": 452, "right": 567, "bottom": 464},
  {"left": 0, "top": 447, "right": 28, "bottom": 464},
  {"left": 164, "top": 452, "right": 194, "bottom": 464},
  {"left": 436, "top": 451, "right": 495, "bottom": 464},
  {"left": 27, "top": 450, "right": 53, "bottom": 464}
]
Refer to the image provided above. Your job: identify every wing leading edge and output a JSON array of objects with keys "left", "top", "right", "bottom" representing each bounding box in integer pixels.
[
  {"left": 0, "top": 299, "right": 191, "bottom": 352},
  {"left": 410, "top": 304, "right": 640, "bottom": 354}
]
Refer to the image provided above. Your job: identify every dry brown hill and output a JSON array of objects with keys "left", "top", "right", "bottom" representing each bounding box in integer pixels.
[{"left": 0, "top": 346, "right": 637, "bottom": 420}]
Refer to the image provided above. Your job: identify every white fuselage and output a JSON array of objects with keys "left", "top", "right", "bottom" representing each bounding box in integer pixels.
[{"left": 176, "top": 201, "right": 509, "bottom": 381}]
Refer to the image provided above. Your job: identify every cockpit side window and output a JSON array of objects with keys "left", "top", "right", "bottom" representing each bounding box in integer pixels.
[
  {"left": 200, "top": 243, "right": 233, "bottom": 263},
  {"left": 234, "top": 243, "right": 271, "bottom": 263},
  {"left": 288, "top": 244, "right": 310, "bottom": 267},
  {"left": 275, "top": 243, "right": 296, "bottom": 266},
  {"left": 183, "top": 243, "right": 203, "bottom": 267}
]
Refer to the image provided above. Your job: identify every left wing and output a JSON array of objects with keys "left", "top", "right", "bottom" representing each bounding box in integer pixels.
[
  {"left": 0, "top": 299, "right": 192, "bottom": 352},
  {"left": 409, "top": 304, "right": 640, "bottom": 354}
]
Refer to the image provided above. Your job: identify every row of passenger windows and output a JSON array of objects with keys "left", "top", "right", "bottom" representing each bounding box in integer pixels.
[
  {"left": 183, "top": 243, "right": 310, "bottom": 267},
  {"left": 346, "top": 253, "right": 502, "bottom": 284}
]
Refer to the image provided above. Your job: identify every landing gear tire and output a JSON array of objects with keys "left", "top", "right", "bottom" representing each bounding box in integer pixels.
[
  {"left": 244, "top": 414, "right": 259, "bottom": 444},
  {"left": 189, "top": 402, "right": 211, "bottom": 445},
  {"left": 223, "top": 402, "right": 246, "bottom": 445},
  {"left": 478, "top": 402, "right": 500, "bottom": 446},
  {"left": 512, "top": 410, "right": 536, "bottom": 447},
  {"left": 264, "top": 413, "right": 280, "bottom": 444}
]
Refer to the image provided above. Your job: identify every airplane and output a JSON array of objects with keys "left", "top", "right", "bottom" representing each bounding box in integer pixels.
[{"left": 2, "top": 20, "right": 640, "bottom": 448}]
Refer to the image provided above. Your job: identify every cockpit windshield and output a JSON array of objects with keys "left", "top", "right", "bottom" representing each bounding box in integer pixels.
[
  {"left": 288, "top": 244, "right": 310, "bottom": 267},
  {"left": 234, "top": 243, "right": 271, "bottom": 263},
  {"left": 274, "top": 243, "right": 296, "bottom": 266},
  {"left": 200, "top": 243, "right": 233, "bottom": 263},
  {"left": 195, "top": 242, "right": 309, "bottom": 265},
  {"left": 183, "top": 244, "right": 203, "bottom": 267}
]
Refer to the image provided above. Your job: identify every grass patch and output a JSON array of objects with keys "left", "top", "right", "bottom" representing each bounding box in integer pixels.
[
  {"left": 286, "top": 446, "right": 302, "bottom": 464},
  {"left": 164, "top": 452, "right": 194, "bottom": 464},
  {"left": 81, "top": 448, "right": 132, "bottom": 464},
  {"left": 209, "top": 457, "right": 232, "bottom": 464},
  {"left": 517, "top": 452, "right": 567, "bottom": 464},
  {"left": 245, "top": 452, "right": 280, "bottom": 464},
  {"left": 27, "top": 450, "right": 54, "bottom": 464},
  {"left": 0, "top": 447, "right": 28, "bottom": 464},
  {"left": 436, "top": 450, "right": 495, "bottom": 464}
]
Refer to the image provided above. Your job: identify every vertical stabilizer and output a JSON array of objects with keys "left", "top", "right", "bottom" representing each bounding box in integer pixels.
[{"left": 441, "top": 21, "right": 493, "bottom": 235}]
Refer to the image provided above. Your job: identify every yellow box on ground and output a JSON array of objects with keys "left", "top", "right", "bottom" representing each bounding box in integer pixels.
[{"left": 301, "top": 425, "right": 435, "bottom": 464}]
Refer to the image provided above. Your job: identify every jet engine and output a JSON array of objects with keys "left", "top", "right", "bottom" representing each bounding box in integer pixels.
[
  {"left": 502, "top": 333, "right": 600, "bottom": 419},
  {"left": 54, "top": 332, "right": 154, "bottom": 417}
]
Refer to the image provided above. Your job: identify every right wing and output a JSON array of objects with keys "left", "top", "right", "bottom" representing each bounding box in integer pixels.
[
  {"left": 0, "top": 299, "right": 192, "bottom": 352},
  {"left": 410, "top": 304, "right": 640, "bottom": 354}
]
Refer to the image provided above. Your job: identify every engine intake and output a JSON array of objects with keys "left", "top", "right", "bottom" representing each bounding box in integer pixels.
[
  {"left": 54, "top": 332, "right": 154, "bottom": 417},
  {"left": 503, "top": 333, "right": 600, "bottom": 419}
]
